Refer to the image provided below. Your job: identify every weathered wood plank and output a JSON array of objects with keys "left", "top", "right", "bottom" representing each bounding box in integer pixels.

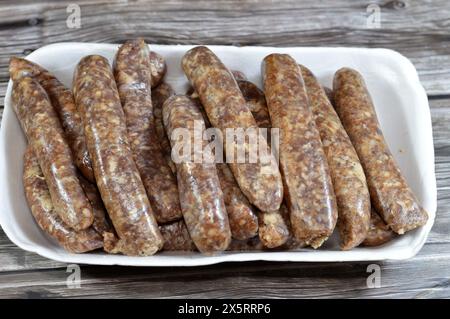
[
  {"left": 0, "top": 0, "right": 450, "bottom": 102},
  {"left": 0, "top": 242, "right": 449, "bottom": 299}
]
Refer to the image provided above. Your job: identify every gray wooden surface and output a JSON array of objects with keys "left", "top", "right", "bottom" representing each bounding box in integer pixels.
[{"left": 0, "top": 0, "right": 449, "bottom": 299}]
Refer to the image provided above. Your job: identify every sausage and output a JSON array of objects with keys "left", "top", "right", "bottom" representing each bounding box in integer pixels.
[
  {"left": 235, "top": 79, "right": 290, "bottom": 248},
  {"left": 237, "top": 80, "right": 271, "bottom": 130},
  {"left": 9, "top": 57, "right": 94, "bottom": 182},
  {"left": 300, "top": 65, "right": 370, "bottom": 250},
  {"left": 77, "top": 174, "right": 113, "bottom": 236},
  {"left": 231, "top": 70, "right": 247, "bottom": 82},
  {"left": 163, "top": 95, "right": 231, "bottom": 253},
  {"left": 216, "top": 163, "right": 259, "bottom": 240},
  {"left": 23, "top": 146, "right": 102, "bottom": 253},
  {"left": 149, "top": 51, "right": 167, "bottom": 88},
  {"left": 181, "top": 46, "right": 283, "bottom": 213},
  {"left": 333, "top": 68, "right": 428, "bottom": 234},
  {"left": 12, "top": 76, "right": 94, "bottom": 230},
  {"left": 160, "top": 220, "right": 197, "bottom": 251},
  {"left": 258, "top": 210, "right": 290, "bottom": 248},
  {"left": 361, "top": 209, "right": 396, "bottom": 247},
  {"left": 227, "top": 236, "right": 264, "bottom": 251},
  {"left": 114, "top": 39, "right": 182, "bottom": 224},
  {"left": 323, "top": 86, "right": 334, "bottom": 106},
  {"left": 151, "top": 82, "right": 177, "bottom": 174},
  {"left": 262, "top": 54, "right": 338, "bottom": 248},
  {"left": 73, "top": 55, "right": 163, "bottom": 256},
  {"left": 188, "top": 94, "right": 259, "bottom": 241}
]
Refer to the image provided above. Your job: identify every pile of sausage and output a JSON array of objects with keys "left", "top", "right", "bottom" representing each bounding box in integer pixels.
[{"left": 9, "top": 39, "right": 428, "bottom": 256}]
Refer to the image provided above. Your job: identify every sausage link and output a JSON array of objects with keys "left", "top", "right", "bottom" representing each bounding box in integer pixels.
[
  {"left": 23, "top": 146, "right": 102, "bottom": 253},
  {"left": 114, "top": 39, "right": 182, "bottom": 224},
  {"left": 9, "top": 57, "right": 94, "bottom": 182},
  {"left": 152, "top": 82, "right": 177, "bottom": 174},
  {"left": 73, "top": 55, "right": 163, "bottom": 256},
  {"left": 333, "top": 68, "right": 428, "bottom": 234},
  {"left": 262, "top": 54, "right": 338, "bottom": 248},
  {"left": 237, "top": 80, "right": 271, "bottom": 129},
  {"left": 362, "top": 209, "right": 396, "bottom": 247},
  {"left": 149, "top": 51, "right": 167, "bottom": 88},
  {"left": 160, "top": 220, "right": 197, "bottom": 251},
  {"left": 323, "top": 86, "right": 334, "bottom": 106},
  {"left": 182, "top": 46, "right": 283, "bottom": 213},
  {"left": 77, "top": 174, "right": 114, "bottom": 236},
  {"left": 227, "top": 236, "right": 264, "bottom": 251},
  {"left": 258, "top": 210, "right": 290, "bottom": 248},
  {"left": 12, "top": 77, "right": 94, "bottom": 230},
  {"left": 236, "top": 79, "right": 290, "bottom": 248},
  {"left": 300, "top": 65, "right": 370, "bottom": 250},
  {"left": 163, "top": 95, "right": 231, "bottom": 253},
  {"left": 189, "top": 94, "right": 259, "bottom": 241},
  {"left": 361, "top": 209, "right": 396, "bottom": 247},
  {"left": 217, "top": 163, "right": 259, "bottom": 240}
]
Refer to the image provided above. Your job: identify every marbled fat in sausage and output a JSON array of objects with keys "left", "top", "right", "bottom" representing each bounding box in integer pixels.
[
  {"left": 300, "top": 65, "right": 370, "bottom": 250},
  {"left": 333, "top": 68, "right": 428, "bottom": 234},
  {"left": 73, "top": 55, "right": 163, "bottom": 256},
  {"left": 262, "top": 54, "right": 338, "bottom": 248},
  {"left": 12, "top": 76, "right": 94, "bottom": 231},
  {"left": 181, "top": 46, "right": 283, "bottom": 213},
  {"left": 163, "top": 95, "right": 231, "bottom": 253},
  {"left": 114, "top": 39, "right": 182, "bottom": 224},
  {"left": 23, "top": 146, "right": 102, "bottom": 253}
]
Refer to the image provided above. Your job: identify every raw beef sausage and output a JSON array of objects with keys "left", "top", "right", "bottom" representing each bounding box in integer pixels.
[
  {"left": 181, "top": 46, "right": 283, "bottom": 213},
  {"left": 300, "top": 65, "right": 370, "bottom": 250},
  {"left": 12, "top": 76, "right": 94, "bottom": 231},
  {"left": 151, "top": 82, "right": 177, "bottom": 174},
  {"left": 262, "top": 54, "right": 338, "bottom": 248},
  {"left": 163, "top": 95, "right": 231, "bottom": 253},
  {"left": 333, "top": 68, "right": 428, "bottom": 234},
  {"left": 9, "top": 57, "right": 94, "bottom": 182},
  {"left": 216, "top": 163, "right": 259, "bottom": 240},
  {"left": 73, "top": 55, "right": 163, "bottom": 256},
  {"left": 23, "top": 146, "right": 102, "bottom": 253},
  {"left": 149, "top": 51, "right": 167, "bottom": 88},
  {"left": 160, "top": 220, "right": 197, "bottom": 251},
  {"left": 361, "top": 209, "right": 396, "bottom": 247},
  {"left": 114, "top": 39, "right": 182, "bottom": 224},
  {"left": 236, "top": 79, "right": 289, "bottom": 248}
]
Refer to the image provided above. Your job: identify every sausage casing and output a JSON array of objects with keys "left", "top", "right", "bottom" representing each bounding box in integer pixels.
[
  {"left": 181, "top": 46, "right": 283, "bottom": 213},
  {"left": 9, "top": 57, "right": 94, "bottom": 182},
  {"left": 333, "top": 68, "right": 428, "bottom": 234},
  {"left": 73, "top": 55, "right": 163, "bottom": 256},
  {"left": 114, "top": 39, "right": 182, "bottom": 224},
  {"left": 12, "top": 76, "right": 94, "bottom": 230},
  {"left": 23, "top": 147, "right": 102, "bottom": 253},
  {"left": 163, "top": 95, "right": 231, "bottom": 253},
  {"left": 262, "top": 54, "right": 338, "bottom": 248},
  {"left": 300, "top": 65, "right": 370, "bottom": 250}
]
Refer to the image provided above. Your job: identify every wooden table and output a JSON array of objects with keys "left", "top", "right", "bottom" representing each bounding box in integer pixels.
[{"left": 0, "top": 0, "right": 449, "bottom": 299}]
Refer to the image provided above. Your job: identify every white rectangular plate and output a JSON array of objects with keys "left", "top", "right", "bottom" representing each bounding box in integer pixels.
[{"left": 0, "top": 43, "right": 436, "bottom": 266}]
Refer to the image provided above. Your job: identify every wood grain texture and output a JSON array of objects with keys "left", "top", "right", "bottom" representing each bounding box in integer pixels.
[{"left": 0, "top": 0, "right": 449, "bottom": 299}]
